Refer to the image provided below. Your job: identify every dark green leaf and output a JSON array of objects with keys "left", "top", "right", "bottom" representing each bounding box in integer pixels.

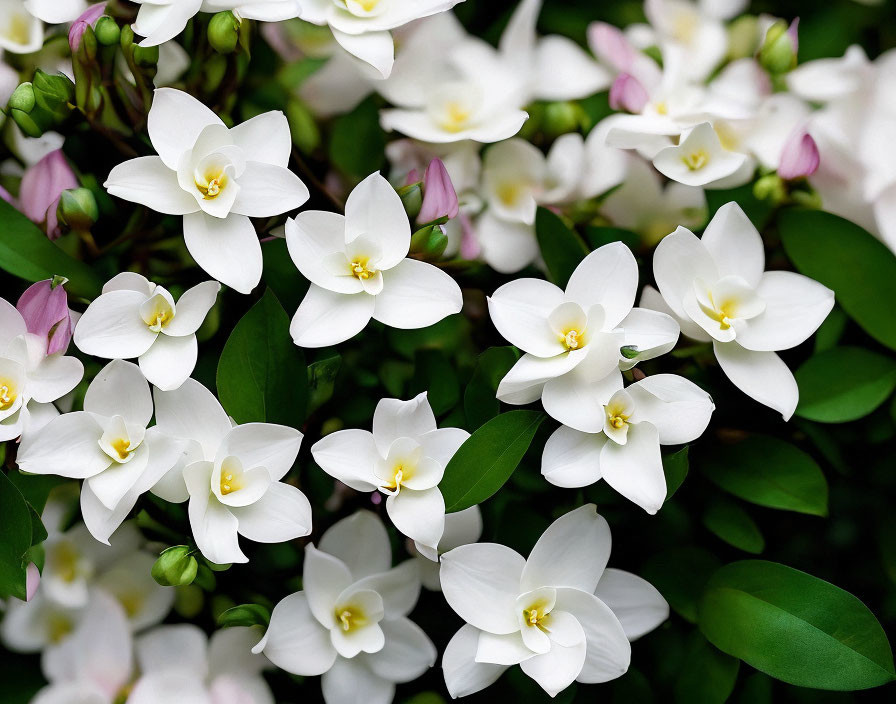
[
  {"left": 700, "top": 435, "right": 828, "bottom": 516},
  {"left": 26, "top": 505, "right": 47, "bottom": 547},
  {"left": 329, "top": 96, "right": 386, "bottom": 180},
  {"left": 794, "top": 346, "right": 896, "bottom": 423},
  {"left": 0, "top": 471, "right": 34, "bottom": 600},
  {"left": 814, "top": 307, "right": 848, "bottom": 353},
  {"left": 217, "top": 289, "right": 308, "bottom": 428},
  {"left": 641, "top": 546, "right": 721, "bottom": 623},
  {"left": 584, "top": 225, "right": 640, "bottom": 251},
  {"left": 261, "top": 238, "right": 308, "bottom": 313},
  {"left": 535, "top": 207, "right": 588, "bottom": 288},
  {"left": 217, "top": 603, "right": 271, "bottom": 628},
  {"left": 6, "top": 472, "right": 65, "bottom": 514},
  {"left": 440, "top": 410, "right": 545, "bottom": 512},
  {"left": 698, "top": 560, "right": 896, "bottom": 690},
  {"left": 663, "top": 446, "right": 689, "bottom": 499},
  {"left": 779, "top": 209, "right": 896, "bottom": 351},
  {"left": 411, "top": 349, "right": 460, "bottom": 416},
  {"left": 464, "top": 347, "right": 519, "bottom": 431},
  {"left": 674, "top": 632, "right": 740, "bottom": 704},
  {"left": 0, "top": 199, "right": 103, "bottom": 299},
  {"left": 307, "top": 355, "right": 342, "bottom": 416},
  {"left": 703, "top": 498, "right": 765, "bottom": 554}
]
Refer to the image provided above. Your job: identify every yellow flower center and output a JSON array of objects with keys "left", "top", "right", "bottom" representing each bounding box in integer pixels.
[
  {"left": 350, "top": 260, "right": 376, "bottom": 281},
  {"left": 562, "top": 329, "right": 582, "bottom": 351},
  {"left": 336, "top": 606, "right": 367, "bottom": 633},
  {"left": 3, "top": 14, "right": 30, "bottom": 45},
  {"left": 655, "top": 101, "right": 668, "bottom": 116},
  {"left": 140, "top": 295, "right": 175, "bottom": 333},
  {"left": 0, "top": 380, "right": 16, "bottom": 411},
  {"left": 47, "top": 614, "right": 74, "bottom": 644},
  {"left": 682, "top": 149, "right": 709, "bottom": 171},
  {"left": 357, "top": 0, "right": 379, "bottom": 10},
  {"left": 220, "top": 469, "right": 243, "bottom": 496},
  {"left": 110, "top": 438, "right": 132, "bottom": 461},
  {"left": 196, "top": 169, "right": 227, "bottom": 200},
  {"left": 440, "top": 102, "right": 472, "bottom": 132},
  {"left": 522, "top": 598, "right": 552, "bottom": 629}
]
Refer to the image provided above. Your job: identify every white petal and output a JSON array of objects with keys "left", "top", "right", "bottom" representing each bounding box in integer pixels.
[
  {"left": 228, "top": 111, "right": 291, "bottom": 168},
  {"left": 184, "top": 462, "right": 247, "bottom": 564},
  {"left": 519, "top": 612, "right": 587, "bottom": 697},
  {"left": 521, "top": 504, "right": 611, "bottom": 594},
  {"left": 487, "top": 278, "right": 567, "bottom": 357},
  {"left": 600, "top": 422, "right": 666, "bottom": 514},
  {"left": 104, "top": 157, "right": 197, "bottom": 214},
  {"left": 533, "top": 35, "right": 613, "bottom": 100},
  {"left": 373, "top": 259, "right": 463, "bottom": 329},
  {"left": 79, "top": 481, "right": 139, "bottom": 545},
  {"left": 553, "top": 588, "right": 631, "bottom": 683},
  {"left": 496, "top": 351, "right": 586, "bottom": 405},
  {"left": 319, "top": 510, "right": 392, "bottom": 580},
  {"left": 541, "top": 425, "right": 605, "bottom": 488},
  {"left": 303, "top": 544, "right": 353, "bottom": 628},
  {"left": 735, "top": 271, "right": 835, "bottom": 352},
  {"left": 353, "top": 560, "right": 422, "bottom": 619},
  {"left": 86, "top": 444, "right": 150, "bottom": 510},
  {"left": 364, "top": 617, "right": 437, "bottom": 682},
  {"left": 102, "top": 272, "right": 154, "bottom": 295},
  {"left": 153, "top": 379, "right": 230, "bottom": 459},
  {"left": 138, "top": 333, "right": 197, "bottom": 391},
  {"left": 713, "top": 341, "right": 798, "bottom": 420},
  {"left": 626, "top": 374, "right": 715, "bottom": 445},
  {"left": 651, "top": 226, "right": 719, "bottom": 320},
  {"left": 443, "top": 624, "right": 508, "bottom": 697},
  {"left": 285, "top": 212, "right": 361, "bottom": 294},
  {"left": 231, "top": 162, "right": 309, "bottom": 217},
  {"left": 372, "top": 392, "right": 436, "bottom": 453},
  {"left": 290, "top": 285, "right": 374, "bottom": 348},
  {"left": 311, "top": 429, "right": 379, "bottom": 491},
  {"left": 440, "top": 543, "right": 525, "bottom": 635},
  {"left": 74, "top": 290, "right": 158, "bottom": 359},
  {"left": 321, "top": 657, "right": 394, "bottom": 704},
  {"left": 616, "top": 308, "right": 681, "bottom": 370},
  {"left": 0, "top": 298, "right": 27, "bottom": 347},
  {"left": 218, "top": 423, "right": 302, "bottom": 482},
  {"left": 345, "top": 172, "right": 411, "bottom": 268},
  {"left": 208, "top": 626, "right": 270, "bottom": 679},
  {"left": 332, "top": 28, "right": 395, "bottom": 79},
  {"left": 417, "top": 427, "right": 470, "bottom": 468},
  {"left": 565, "top": 243, "right": 639, "bottom": 328},
  {"left": 135, "top": 622, "right": 207, "bottom": 675},
  {"left": 476, "top": 211, "right": 540, "bottom": 274},
  {"left": 231, "top": 482, "right": 312, "bottom": 543},
  {"left": 386, "top": 487, "right": 445, "bottom": 553},
  {"left": 83, "top": 360, "right": 152, "bottom": 427},
  {"left": 164, "top": 281, "right": 220, "bottom": 337},
  {"left": 148, "top": 88, "right": 225, "bottom": 169},
  {"left": 594, "top": 568, "right": 669, "bottom": 641},
  {"left": 16, "top": 412, "right": 107, "bottom": 478},
  {"left": 255, "top": 592, "right": 336, "bottom": 675},
  {"left": 541, "top": 364, "right": 624, "bottom": 433},
  {"left": 700, "top": 202, "right": 765, "bottom": 288},
  {"left": 639, "top": 284, "right": 711, "bottom": 343},
  {"left": 183, "top": 212, "right": 262, "bottom": 295}
]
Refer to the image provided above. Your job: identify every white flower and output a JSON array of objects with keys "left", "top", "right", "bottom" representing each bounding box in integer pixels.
[
  {"left": 128, "top": 625, "right": 273, "bottom": 704},
  {"left": 254, "top": 510, "right": 437, "bottom": 704},
  {"left": 0, "top": 0, "right": 87, "bottom": 54},
  {"left": 16, "top": 360, "right": 186, "bottom": 544},
  {"left": 312, "top": 392, "right": 469, "bottom": 557},
  {"left": 652, "top": 121, "right": 750, "bottom": 187},
  {"left": 645, "top": 202, "right": 835, "bottom": 419},
  {"left": 0, "top": 297, "right": 83, "bottom": 442},
  {"left": 410, "top": 505, "right": 483, "bottom": 591},
  {"left": 286, "top": 172, "right": 463, "bottom": 348},
  {"left": 152, "top": 378, "right": 312, "bottom": 564},
  {"left": 440, "top": 504, "right": 668, "bottom": 698},
  {"left": 73, "top": 273, "right": 219, "bottom": 390},
  {"left": 104, "top": 88, "right": 309, "bottom": 294},
  {"left": 542, "top": 374, "right": 714, "bottom": 513},
  {"left": 488, "top": 243, "right": 680, "bottom": 432},
  {"left": 299, "top": 0, "right": 465, "bottom": 79},
  {"left": 132, "top": 0, "right": 303, "bottom": 47}
]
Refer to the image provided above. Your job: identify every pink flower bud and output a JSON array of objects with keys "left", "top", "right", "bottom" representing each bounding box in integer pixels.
[
  {"left": 418, "top": 159, "right": 459, "bottom": 224},
  {"left": 17, "top": 278, "right": 74, "bottom": 355},
  {"left": 787, "top": 17, "right": 800, "bottom": 56},
  {"left": 609, "top": 73, "right": 649, "bottom": 113},
  {"left": 588, "top": 22, "right": 637, "bottom": 73},
  {"left": 19, "top": 150, "right": 79, "bottom": 240},
  {"left": 778, "top": 128, "right": 819, "bottom": 180},
  {"left": 69, "top": 3, "right": 107, "bottom": 52},
  {"left": 405, "top": 168, "right": 421, "bottom": 186},
  {"left": 459, "top": 213, "right": 480, "bottom": 260},
  {"left": 0, "top": 184, "right": 15, "bottom": 207},
  {"left": 25, "top": 563, "right": 40, "bottom": 602}
]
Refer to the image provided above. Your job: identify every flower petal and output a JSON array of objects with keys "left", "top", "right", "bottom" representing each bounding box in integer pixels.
[
  {"left": 386, "top": 487, "right": 445, "bottom": 554},
  {"left": 83, "top": 360, "right": 152, "bottom": 427},
  {"left": 228, "top": 111, "right": 292, "bottom": 168},
  {"left": 321, "top": 656, "right": 394, "bottom": 704},
  {"left": 138, "top": 333, "right": 197, "bottom": 391},
  {"left": 290, "top": 285, "right": 374, "bottom": 348},
  {"left": 16, "top": 412, "right": 107, "bottom": 479},
  {"left": 285, "top": 211, "right": 361, "bottom": 294},
  {"left": 372, "top": 392, "right": 436, "bottom": 454},
  {"left": 626, "top": 374, "right": 715, "bottom": 445},
  {"left": 594, "top": 568, "right": 669, "bottom": 641},
  {"left": 345, "top": 172, "right": 411, "bottom": 268},
  {"left": 104, "top": 157, "right": 197, "bottom": 214},
  {"left": 303, "top": 544, "right": 353, "bottom": 629},
  {"left": 74, "top": 290, "right": 158, "bottom": 359},
  {"left": 600, "top": 422, "right": 666, "bottom": 514},
  {"left": 353, "top": 560, "right": 422, "bottom": 620},
  {"left": 652, "top": 227, "right": 719, "bottom": 320},
  {"left": 518, "top": 612, "right": 587, "bottom": 697},
  {"left": 565, "top": 242, "right": 639, "bottom": 328},
  {"left": 218, "top": 423, "right": 302, "bottom": 482},
  {"left": 713, "top": 341, "right": 799, "bottom": 420},
  {"left": 487, "top": 278, "right": 567, "bottom": 358},
  {"left": 311, "top": 429, "right": 379, "bottom": 491},
  {"left": 443, "top": 625, "right": 508, "bottom": 698},
  {"left": 253, "top": 592, "right": 336, "bottom": 676},
  {"left": 148, "top": 87, "right": 225, "bottom": 168},
  {"left": 700, "top": 202, "right": 765, "bottom": 288},
  {"left": 541, "top": 425, "right": 605, "bottom": 488},
  {"left": 541, "top": 366, "right": 623, "bottom": 434},
  {"left": 373, "top": 259, "right": 463, "bottom": 329},
  {"left": 163, "top": 281, "right": 220, "bottom": 337},
  {"left": 319, "top": 510, "right": 392, "bottom": 581},
  {"left": 183, "top": 211, "right": 262, "bottom": 295},
  {"left": 231, "top": 482, "right": 312, "bottom": 543},
  {"left": 230, "top": 161, "right": 309, "bottom": 217},
  {"left": 153, "top": 379, "right": 230, "bottom": 459},
  {"left": 184, "top": 462, "right": 246, "bottom": 564},
  {"left": 364, "top": 617, "right": 437, "bottom": 682},
  {"left": 476, "top": 630, "right": 533, "bottom": 666}
]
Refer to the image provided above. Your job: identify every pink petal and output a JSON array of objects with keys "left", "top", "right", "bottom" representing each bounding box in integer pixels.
[{"left": 778, "top": 128, "right": 819, "bottom": 180}]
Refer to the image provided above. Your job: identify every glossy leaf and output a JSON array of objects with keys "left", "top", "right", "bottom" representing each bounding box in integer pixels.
[
  {"left": 663, "top": 446, "right": 689, "bottom": 499},
  {"left": 674, "top": 632, "right": 740, "bottom": 704},
  {"left": 0, "top": 472, "right": 34, "bottom": 601},
  {"left": 535, "top": 207, "right": 588, "bottom": 288},
  {"left": 329, "top": 96, "right": 386, "bottom": 180},
  {"left": 703, "top": 498, "right": 765, "bottom": 554},
  {"left": 463, "top": 346, "right": 519, "bottom": 431},
  {"left": 642, "top": 546, "right": 721, "bottom": 623}
]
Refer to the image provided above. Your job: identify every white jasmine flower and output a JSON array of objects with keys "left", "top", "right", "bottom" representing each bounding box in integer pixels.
[
  {"left": 286, "top": 172, "right": 463, "bottom": 348},
  {"left": 299, "top": 0, "right": 466, "bottom": 79},
  {"left": 542, "top": 374, "right": 714, "bottom": 513},
  {"left": 16, "top": 361, "right": 186, "bottom": 544},
  {"left": 131, "top": 0, "right": 303, "bottom": 47},
  {"left": 254, "top": 510, "right": 437, "bottom": 704},
  {"left": 652, "top": 121, "right": 750, "bottom": 187},
  {"left": 440, "top": 504, "right": 668, "bottom": 698},
  {"left": 311, "top": 392, "right": 469, "bottom": 558},
  {"left": 645, "top": 202, "right": 835, "bottom": 419},
  {"left": 152, "top": 378, "right": 312, "bottom": 564},
  {"left": 488, "top": 243, "right": 680, "bottom": 432},
  {"left": 73, "top": 273, "right": 220, "bottom": 391},
  {"left": 104, "top": 88, "right": 309, "bottom": 293}
]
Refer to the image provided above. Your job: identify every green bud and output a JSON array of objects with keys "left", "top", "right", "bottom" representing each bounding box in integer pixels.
[
  {"left": 202, "top": 53, "right": 228, "bottom": 94},
  {"left": 208, "top": 11, "right": 241, "bottom": 54},
  {"left": 174, "top": 584, "right": 204, "bottom": 619},
  {"left": 9, "top": 74, "right": 74, "bottom": 138},
  {"left": 217, "top": 603, "right": 271, "bottom": 629},
  {"left": 57, "top": 188, "right": 99, "bottom": 232},
  {"left": 620, "top": 345, "right": 640, "bottom": 360},
  {"left": 151, "top": 546, "right": 198, "bottom": 587},
  {"left": 790, "top": 188, "right": 822, "bottom": 210},
  {"left": 8, "top": 82, "right": 35, "bottom": 113},
  {"left": 94, "top": 16, "right": 121, "bottom": 47},
  {"left": 753, "top": 173, "right": 787, "bottom": 204},
  {"left": 397, "top": 182, "right": 423, "bottom": 221},
  {"left": 286, "top": 98, "right": 321, "bottom": 155},
  {"left": 193, "top": 563, "right": 217, "bottom": 591},
  {"left": 758, "top": 19, "right": 797, "bottom": 74},
  {"left": 78, "top": 25, "right": 98, "bottom": 61},
  {"left": 727, "top": 15, "right": 760, "bottom": 60},
  {"left": 119, "top": 23, "right": 134, "bottom": 51},
  {"left": 409, "top": 224, "right": 449, "bottom": 260},
  {"left": 542, "top": 101, "right": 583, "bottom": 138},
  {"left": 32, "top": 70, "right": 75, "bottom": 113},
  {"left": 133, "top": 43, "right": 159, "bottom": 67}
]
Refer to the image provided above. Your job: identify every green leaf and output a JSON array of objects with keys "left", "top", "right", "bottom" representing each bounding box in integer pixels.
[
  {"left": 663, "top": 446, "right": 689, "bottom": 499},
  {"left": 703, "top": 498, "right": 765, "bottom": 554},
  {"left": 535, "top": 207, "right": 588, "bottom": 288},
  {"left": 329, "top": 96, "right": 386, "bottom": 180},
  {"left": 0, "top": 472, "right": 34, "bottom": 600},
  {"left": 411, "top": 349, "right": 460, "bottom": 416},
  {"left": 584, "top": 225, "right": 640, "bottom": 251},
  {"left": 0, "top": 199, "right": 103, "bottom": 299},
  {"left": 674, "top": 632, "right": 740, "bottom": 704},
  {"left": 698, "top": 560, "right": 896, "bottom": 690},
  {"left": 307, "top": 355, "right": 342, "bottom": 416},
  {"left": 779, "top": 208, "right": 896, "bottom": 351},
  {"left": 814, "top": 307, "right": 848, "bottom": 353},
  {"left": 6, "top": 472, "right": 65, "bottom": 514},
  {"left": 463, "top": 346, "right": 519, "bottom": 431},
  {"left": 700, "top": 435, "right": 828, "bottom": 516},
  {"left": 217, "top": 289, "right": 308, "bottom": 427},
  {"left": 261, "top": 238, "right": 308, "bottom": 313},
  {"left": 440, "top": 410, "right": 545, "bottom": 512},
  {"left": 217, "top": 603, "right": 271, "bottom": 628},
  {"left": 26, "top": 505, "right": 47, "bottom": 547},
  {"left": 794, "top": 346, "right": 896, "bottom": 423},
  {"left": 641, "top": 546, "right": 721, "bottom": 623}
]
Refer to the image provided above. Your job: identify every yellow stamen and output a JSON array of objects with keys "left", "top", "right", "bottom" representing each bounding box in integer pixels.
[
  {"left": 0, "top": 381, "right": 15, "bottom": 411},
  {"left": 682, "top": 149, "right": 709, "bottom": 171},
  {"left": 110, "top": 438, "right": 131, "bottom": 461},
  {"left": 350, "top": 260, "right": 376, "bottom": 281}
]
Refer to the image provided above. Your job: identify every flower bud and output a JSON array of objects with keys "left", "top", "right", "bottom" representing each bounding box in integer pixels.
[
  {"left": 778, "top": 128, "right": 819, "bottom": 180},
  {"left": 418, "top": 159, "right": 459, "bottom": 224},
  {"left": 133, "top": 43, "right": 159, "bottom": 67},
  {"left": 69, "top": 3, "right": 107, "bottom": 52},
  {"left": 410, "top": 224, "right": 449, "bottom": 260},
  {"left": 758, "top": 18, "right": 799, "bottom": 74},
  {"left": 397, "top": 182, "right": 423, "bottom": 221},
  {"left": 57, "top": 187, "right": 99, "bottom": 232},
  {"left": 20, "top": 150, "right": 79, "bottom": 240},
  {"left": 208, "top": 11, "right": 241, "bottom": 54},
  {"left": 753, "top": 173, "right": 787, "bottom": 204},
  {"left": 542, "top": 101, "right": 583, "bottom": 138},
  {"left": 94, "top": 16, "right": 120, "bottom": 47},
  {"left": 9, "top": 83, "right": 44, "bottom": 138},
  {"left": 17, "top": 278, "right": 74, "bottom": 355},
  {"left": 609, "top": 73, "right": 649, "bottom": 113},
  {"left": 25, "top": 563, "right": 40, "bottom": 602},
  {"left": 459, "top": 213, "right": 480, "bottom": 260},
  {"left": 151, "top": 546, "right": 199, "bottom": 587}
]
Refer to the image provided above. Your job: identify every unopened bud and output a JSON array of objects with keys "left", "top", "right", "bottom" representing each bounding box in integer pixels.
[
  {"left": 778, "top": 128, "right": 819, "bottom": 180},
  {"left": 410, "top": 224, "right": 449, "bottom": 260},
  {"left": 133, "top": 43, "right": 159, "bottom": 67},
  {"left": 609, "top": 73, "right": 649, "bottom": 114},
  {"left": 753, "top": 173, "right": 787, "bottom": 204},
  {"left": 151, "top": 546, "right": 198, "bottom": 587},
  {"left": 542, "top": 101, "right": 583, "bottom": 138},
  {"left": 418, "top": 159, "right": 459, "bottom": 224},
  {"left": 94, "top": 16, "right": 121, "bottom": 47},
  {"left": 758, "top": 18, "right": 798, "bottom": 74},
  {"left": 57, "top": 188, "right": 99, "bottom": 232},
  {"left": 397, "top": 182, "right": 423, "bottom": 221},
  {"left": 208, "top": 11, "right": 241, "bottom": 54}
]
